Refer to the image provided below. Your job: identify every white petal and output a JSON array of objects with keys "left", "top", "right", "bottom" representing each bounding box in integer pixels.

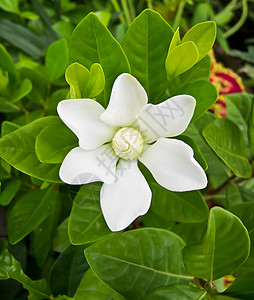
[
  {"left": 100, "top": 159, "right": 151, "bottom": 231},
  {"left": 60, "top": 145, "right": 118, "bottom": 185},
  {"left": 57, "top": 99, "right": 115, "bottom": 150},
  {"left": 100, "top": 73, "right": 148, "bottom": 127},
  {"left": 136, "top": 95, "right": 196, "bottom": 142},
  {"left": 139, "top": 138, "right": 207, "bottom": 192}
]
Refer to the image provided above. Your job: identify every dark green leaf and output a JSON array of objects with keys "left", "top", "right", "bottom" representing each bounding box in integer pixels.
[{"left": 0, "top": 179, "right": 21, "bottom": 206}]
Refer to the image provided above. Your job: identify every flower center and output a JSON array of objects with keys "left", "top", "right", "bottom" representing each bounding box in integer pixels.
[{"left": 112, "top": 127, "right": 144, "bottom": 160}]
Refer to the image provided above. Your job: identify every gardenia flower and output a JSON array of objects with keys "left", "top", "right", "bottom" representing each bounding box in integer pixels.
[{"left": 57, "top": 73, "right": 207, "bottom": 231}]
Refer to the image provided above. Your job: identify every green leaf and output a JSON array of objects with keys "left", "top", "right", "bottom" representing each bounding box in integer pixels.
[
  {"left": 93, "top": 11, "right": 111, "bottom": 27},
  {"left": 166, "top": 41, "right": 199, "bottom": 79},
  {"left": 183, "top": 207, "right": 250, "bottom": 281},
  {"left": 0, "top": 97, "right": 20, "bottom": 113},
  {"left": 46, "top": 39, "right": 68, "bottom": 82},
  {"left": 0, "top": 43, "right": 19, "bottom": 90},
  {"left": 12, "top": 78, "right": 32, "bottom": 103},
  {"left": 69, "top": 13, "right": 130, "bottom": 106},
  {"left": 49, "top": 245, "right": 89, "bottom": 297},
  {"left": 248, "top": 96, "right": 254, "bottom": 158},
  {"left": 65, "top": 62, "right": 90, "bottom": 98},
  {"left": 0, "top": 116, "right": 61, "bottom": 182},
  {"left": 169, "top": 27, "right": 180, "bottom": 51},
  {"left": 1, "top": 121, "right": 20, "bottom": 137},
  {"left": 0, "top": 0, "right": 19, "bottom": 14},
  {"left": 74, "top": 269, "right": 124, "bottom": 300},
  {"left": 7, "top": 186, "right": 57, "bottom": 244},
  {"left": 85, "top": 228, "right": 193, "bottom": 299},
  {"left": 203, "top": 118, "right": 252, "bottom": 178},
  {"left": 85, "top": 63, "right": 105, "bottom": 98},
  {"left": 226, "top": 182, "right": 242, "bottom": 207},
  {"left": 122, "top": 9, "right": 174, "bottom": 101},
  {"left": 35, "top": 117, "right": 78, "bottom": 164},
  {"left": 168, "top": 55, "right": 211, "bottom": 94},
  {"left": 171, "top": 222, "right": 207, "bottom": 244},
  {"left": 228, "top": 202, "right": 254, "bottom": 232},
  {"left": 175, "top": 80, "right": 218, "bottom": 122},
  {"left": 32, "top": 192, "right": 61, "bottom": 267},
  {"left": 0, "top": 179, "right": 21, "bottom": 206},
  {"left": 224, "top": 271, "right": 254, "bottom": 299},
  {"left": 146, "top": 182, "right": 209, "bottom": 223},
  {"left": 68, "top": 183, "right": 112, "bottom": 245},
  {"left": 0, "top": 240, "right": 49, "bottom": 299},
  {"left": 53, "top": 218, "right": 71, "bottom": 253},
  {"left": 144, "top": 284, "right": 205, "bottom": 300},
  {"left": 182, "top": 21, "right": 216, "bottom": 61}
]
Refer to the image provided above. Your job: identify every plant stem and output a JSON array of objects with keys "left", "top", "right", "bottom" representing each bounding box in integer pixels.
[
  {"left": 147, "top": 0, "right": 153, "bottom": 9},
  {"left": 121, "top": 0, "right": 132, "bottom": 25},
  {"left": 129, "top": 0, "right": 136, "bottom": 21},
  {"left": 110, "top": 0, "right": 126, "bottom": 23},
  {"left": 173, "top": 0, "right": 186, "bottom": 30},
  {"left": 223, "top": 0, "right": 248, "bottom": 38}
]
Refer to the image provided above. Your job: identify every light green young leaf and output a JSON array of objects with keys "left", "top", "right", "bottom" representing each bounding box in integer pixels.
[
  {"left": 85, "top": 228, "right": 192, "bottom": 299},
  {"left": 74, "top": 269, "right": 125, "bottom": 300},
  {"left": 35, "top": 117, "right": 78, "bottom": 164},
  {"left": 166, "top": 41, "right": 199, "bottom": 79},
  {"left": 85, "top": 63, "right": 105, "bottom": 98},
  {"left": 203, "top": 118, "right": 251, "bottom": 178},
  {"left": 144, "top": 284, "right": 205, "bottom": 300},
  {"left": 122, "top": 9, "right": 174, "bottom": 101},
  {"left": 0, "top": 240, "right": 49, "bottom": 299},
  {"left": 182, "top": 21, "right": 216, "bottom": 61},
  {"left": 49, "top": 245, "right": 89, "bottom": 297},
  {"left": 69, "top": 13, "right": 130, "bottom": 106},
  {"left": 169, "top": 27, "right": 181, "bottom": 52},
  {"left": 0, "top": 116, "right": 61, "bottom": 182},
  {"left": 183, "top": 207, "right": 250, "bottom": 281},
  {"left": 93, "top": 11, "right": 111, "bottom": 27},
  {"left": 46, "top": 39, "right": 68, "bottom": 82},
  {"left": 8, "top": 186, "right": 57, "bottom": 244},
  {"left": 68, "top": 183, "right": 112, "bottom": 245}
]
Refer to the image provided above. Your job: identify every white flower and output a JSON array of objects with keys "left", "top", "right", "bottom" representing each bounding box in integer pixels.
[{"left": 57, "top": 73, "right": 207, "bottom": 231}]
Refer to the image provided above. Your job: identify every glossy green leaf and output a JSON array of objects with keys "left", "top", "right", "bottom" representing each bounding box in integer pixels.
[
  {"left": 68, "top": 183, "right": 112, "bottom": 245},
  {"left": 168, "top": 55, "right": 211, "bottom": 94},
  {"left": 35, "top": 117, "right": 78, "bottom": 164},
  {"left": 203, "top": 118, "right": 251, "bottom": 178},
  {"left": 122, "top": 9, "right": 174, "bottom": 101},
  {"left": 12, "top": 78, "right": 32, "bottom": 103},
  {"left": 7, "top": 186, "right": 57, "bottom": 244},
  {"left": 147, "top": 182, "right": 209, "bottom": 223},
  {"left": 49, "top": 245, "right": 89, "bottom": 297},
  {"left": 69, "top": 13, "right": 130, "bottom": 106},
  {"left": 183, "top": 207, "right": 250, "bottom": 281},
  {"left": 229, "top": 202, "right": 254, "bottom": 232},
  {"left": 169, "top": 27, "right": 180, "bottom": 51},
  {"left": 0, "top": 44, "right": 19, "bottom": 90},
  {"left": 85, "top": 228, "right": 192, "bottom": 299},
  {"left": 0, "top": 116, "right": 61, "bottom": 182},
  {"left": 0, "top": 0, "right": 19, "bottom": 14},
  {"left": 46, "top": 39, "right": 68, "bottom": 82},
  {"left": 74, "top": 269, "right": 124, "bottom": 300},
  {"left": 0, "top": 240, "right": 49, "bottom": 299},
  {"left": 93, "top": 11, "right": 111, "bottom": 27},
  {"left": 170, "top": 222, "right": 207, "bottom": 244},
  {"left": 224, "top": 271, "right": 254, "bottom": 299},
  {"left": 248, "top": 95, "right": 254, "bottom": 158},
  {"left": 1, "top": 121, "right": 20, "bottom": 137},
  {"left": 182, "top": 21, "right": 216, "bottom": 60},
  {"left": 166, "top": 41, "right": 199, "bottom": 79},
  {"left": 144, "top": 284, "right": 205, "bottom": 300},
  {"left": 175, "top": 80, "right": 218, "bottom": 122},
  {"left": 0, "top": 179, "right": 21, "bottom": 206},
  {"left": 53, "top": 218, "right": 71, "bottom": 253},
  {"left": 32, "top": 192, "right": 61, "bottom": 267}
]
